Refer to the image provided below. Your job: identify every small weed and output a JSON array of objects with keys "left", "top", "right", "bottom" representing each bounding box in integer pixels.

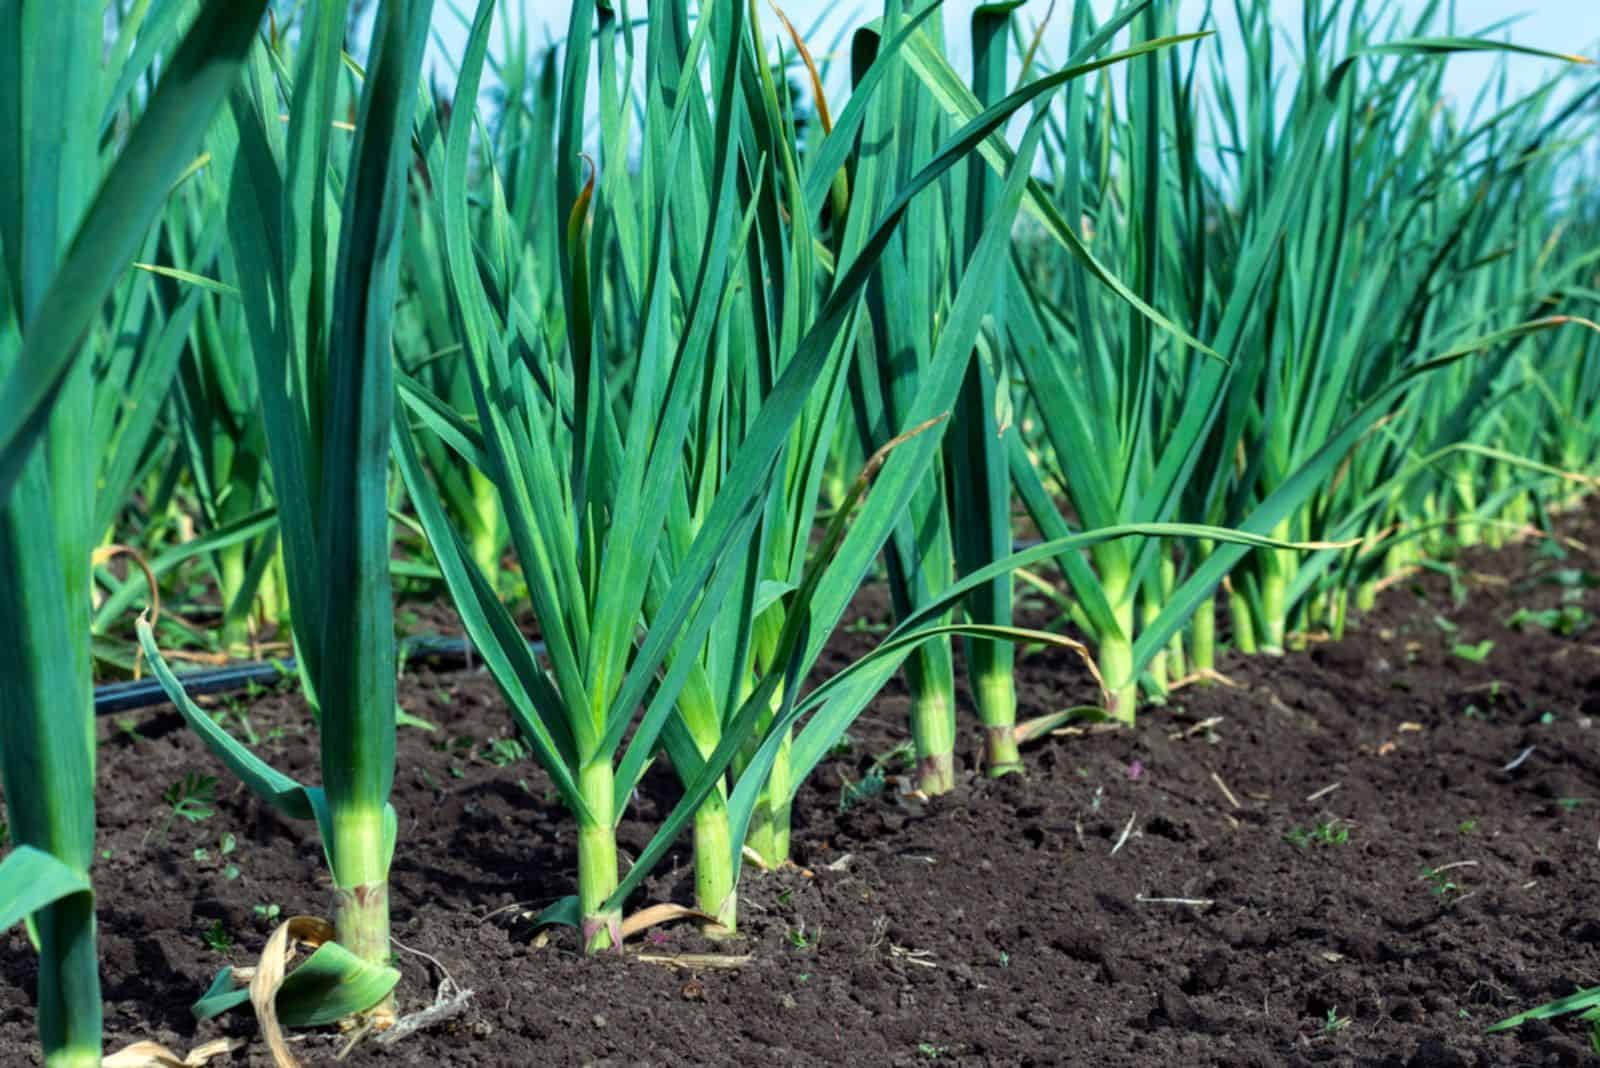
[
  {"left": 1284, "top": 821, "right": 1349, "bottom": 848},
  {"left": 1557, "top": 797, "right": 1586, "bottom": 812},
  {"left": 776, "top": 887, "right": 795, "bottom": 908},
  {"left": 164, "top": 773, "right": 217, "bottom": 824},
  {"left": 201, "top": 921, "right": 233, "bottom": 953},
  {"left": 785, "top": 921, "right": 818, "bottom": 951},
  {"left": 1323, "top": 1007, "right": 1350, "bottom": 1034},
  {"left": 1421, "top": 866, "right": 1459, "bottom": 898},
  {"left": 917, "top": 1042, "right": 950, "bottom": 1059},
  {"left": 482, "top": 736, "right": 527, "bottom": 767},
  {"left": 254, "top": 903, "right": 282, "bottom": 924},
  {"left": 1457, "top": 819, "right": 1477, "bottom": 835},
  {"left": 1542, "top": 567, "right": 1600, "bottom": 590},
  {"left": 199, "top": 833, "right": 241, "bottom": 880},
  {"left": 114, "top": 716, "right": 144, "bottom": 742},
  {"left": 148, "top": 772, "right": 217, "bottom": 845},
  {"left": 1451, "top": 640, "right": 1494, "bottom": 664},
  {"left": 839, "top": 766, "right": 886, "bottom": 812},
  {"left": 879, "top": 741, "right": 917, "bottom": 769},
  {"left": 215, "top": 705, "right": 260, "bottom": 746},
  {"left": 840, "top": 741, "right": 915, "bottom": 812},
  {"left": 1506, "top": 605, "right": 1593, "bottom": 637},
  {"left": 998, "top": 950, "right": 1010, "bottom": 968}
]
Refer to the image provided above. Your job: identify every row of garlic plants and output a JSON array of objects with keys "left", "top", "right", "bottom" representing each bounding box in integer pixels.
[{"left": 3, "top": 1, "right": 1598, "bottom": 1063}]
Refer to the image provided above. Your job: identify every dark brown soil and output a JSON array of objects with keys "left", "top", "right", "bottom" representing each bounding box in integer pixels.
[{"left": 5, "top": 502, "right": 1600, "bottom": 1067}]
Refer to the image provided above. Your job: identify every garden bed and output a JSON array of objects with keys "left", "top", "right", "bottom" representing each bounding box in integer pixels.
[{"left": 5, "top": 501, "right": 1600, "bottom": 1067}]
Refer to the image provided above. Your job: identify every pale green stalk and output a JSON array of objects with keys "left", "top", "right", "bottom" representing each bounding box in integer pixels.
[{"left": 0, "top": 4, "right": 264, "bottom": 1064}]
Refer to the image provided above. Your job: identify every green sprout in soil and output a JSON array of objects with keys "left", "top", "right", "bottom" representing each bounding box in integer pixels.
[
  {"left": 1506, "top": 605, "right": 1594, "bottom": 637},
  {"left": 196, "top": 833, "right": 242, "bottom": 881},
  {"left": 1451, "top": 640, "right": 1495, "bottom": 664},
  {"left": 1458, "top": 820, "right": 1477, "bottom": 835},
  {"left": 201, "top": 921, "right": 234, "bottom": 954},
  {"left": 785, "top": 922, "right": 819, "bottom": 951},
  {"left": 1537, "top": 538, "right": 1569, "bottom": 562},
  {"left": 1284, "top": 821, "right": 1350, "bottom": 848},
  {"left": 147, "top": 773, "right": 218, "bottom": 845},
  {"left": 1421, "top": 866, "right": 1460, "bottom": 898},
  {"left": 1543, "top": 567, "right": 1600, "bottom": 590},
  {"left": 839, "top": 741, "right": 916, "bottom": 812},
  {"left": 164, "top": 773, "right": 217, "bottom": 824},
  {"left": 214, "top": 705, "right": 260, "bottom": 746},
  {"left": 482, "top": 737, "right": 528, "bottom": 767},
  {"left": 1323, "top": 1007, "right": 1350, "bottom": 1035},
  {"left": 839, "top": 766, "right": 887, "bottom": 813}
]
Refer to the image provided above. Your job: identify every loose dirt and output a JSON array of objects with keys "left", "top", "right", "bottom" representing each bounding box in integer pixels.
[{"left": 4, "top": 503, "right": 1599, "bottom": 1066}]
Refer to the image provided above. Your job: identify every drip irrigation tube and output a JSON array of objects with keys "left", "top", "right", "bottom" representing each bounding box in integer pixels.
[
  {"left": 94, "top": 635, "right": 545, "bottom": 716},
  {"left": 96, "top": 538, "right": 1050, "bottom": 716}
]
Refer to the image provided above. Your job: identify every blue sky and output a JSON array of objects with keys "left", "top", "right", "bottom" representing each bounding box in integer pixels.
[
  {"left": 432, "top": 1, "right": 1600, "bottom": 103},
  {"left": 418, "top": 2, "right": 1600, "bottom": 172}
]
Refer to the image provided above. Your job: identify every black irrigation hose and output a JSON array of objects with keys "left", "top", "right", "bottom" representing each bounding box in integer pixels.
[
  {"left": 96, "top": 538, "right": 1056, "bottom": 716},
  {"left": 94, "top": 635, "right": 546, "bottom": 716}
]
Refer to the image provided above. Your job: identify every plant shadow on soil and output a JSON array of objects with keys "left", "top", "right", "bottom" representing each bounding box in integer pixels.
[{"left": 5, "top": 503, "right": 1600, "bottom": 1066}]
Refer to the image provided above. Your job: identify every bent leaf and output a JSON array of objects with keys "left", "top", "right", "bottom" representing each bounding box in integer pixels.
[{"left": 0, "top": 846, "right": 91, "bottom": 933}]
